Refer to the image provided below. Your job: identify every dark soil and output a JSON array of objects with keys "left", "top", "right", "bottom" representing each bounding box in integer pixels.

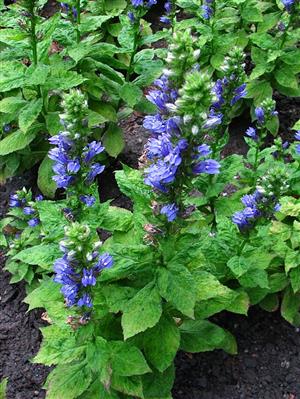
[{"left": 174, "top": 307, "right": 300, "bottom": 399}]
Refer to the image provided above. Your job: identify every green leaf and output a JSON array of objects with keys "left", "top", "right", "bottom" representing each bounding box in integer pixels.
[
  {"left": 119, "top": 83, "right": 143, "bottom": 108},
  {"left": 100, "top": 206, "right": 133, "bottom": 232},
  {"left": 292, "top": 120, "right": 300, "bottom": 130},
  {"left": 38, "top": 157, "right": 56, "bottom": 198},
  {"left": 13, "top": 243, "right": 61, "bottom": 270},
  {"left": 24, "top": 278, "right": 69, "bottom": 326},
  {"left": 290, "top": 267, "right": 300, "bottom": 293},
  {"left": 227, "top": 255, "right": 250, "bottom": 278},
  {"left": 274, "top": 65, "right": 299, "bottom": 89},
  {"left": 157, "top": 264, "right": 196, "bottom": 318},
  {"left": 281, "top": 286, "right": 300, "bottom": 326},
  {"left": 121, "top": 282, "right": 162, "bottom": 340},
  {"left": 143, "top": 316, "right": 180, "bottom": 372},
  {"left": 238, "top": 268, "right": 269, "bottom": 289},
  {"left": 142, "top": 366, "right": 175, "bottom": 399},
  {"left": 34, "top": 325, "right": 86, "bottom": 366},
  {"left": 35, "top": 200, "right": 67, "bottom": 238},
  {"left": 259, "top": 293, "right": 279, "bottom": 312},
  {"left": 111, "top": 375, "right": 143, "bottom": 398},
  {"left": 44, "top": 70, "right": 86, "bottom": 91},
  {"left": 241, "top": 0, "right": 263, "bottom": 22},
  {"left": 18, "top": 98, "right": 43, "bottom": 133},
  {"left": 0, "top": 378, "right": 8, "bottom": 399},
  {"left": 5, "top": 261, "right": 29, "bottom": 284},
  {"left": 102, "top": 123, "right": 125, "bottom": 158},
  {"left": 0, "top": 97, "right": 26, "bottom": 114},
  {"left": 0, "top": 130, "right": 35, "bottom": 156},
  {"left": 45, "top": 362, "right": 92, "bottom": 399},
  {"left": 45, "top": 112, "right": 62, "bottom": 135},
  {"left": 180, "top": 319, "right": 237, "bottom": 354},
  {"left": 246, "top": 80, "right": 273, "bottom": 105},
  {"left": 110, "top": 341, "right": 151, "bottom": 376}
]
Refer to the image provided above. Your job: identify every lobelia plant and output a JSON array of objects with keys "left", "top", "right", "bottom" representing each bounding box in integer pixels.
[{"left": 0, "top": 0, "right": 166, "bottom": 184}]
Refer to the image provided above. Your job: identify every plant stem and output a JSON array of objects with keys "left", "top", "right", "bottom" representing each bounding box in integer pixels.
[
  {"left": 29, "top": 3, "right": 38, "bottom": 65},
  {"left": 75, "top": 0, "right": 81, "bottom": 44}
]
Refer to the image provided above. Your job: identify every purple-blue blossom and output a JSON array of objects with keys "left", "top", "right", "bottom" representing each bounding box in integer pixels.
[
  {"left": 255, "top": 107, "right": 265, "bottom": 124},
  {"left": 160, "top": 203, "right": 179, "bottom": 222},
  {"left": 192, "top": 159, "right": 220, "bottom": 175},
  {"left": 245, "top": 127, "right": 257, "bottom": 140}
]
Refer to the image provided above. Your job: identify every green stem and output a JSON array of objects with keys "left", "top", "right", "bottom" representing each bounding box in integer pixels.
[
  {"left": 29, "top": 5, "right": 38, "bottom": 65},
  {"left": 75, "top": 0, "right": 81, "bottom": 44}
]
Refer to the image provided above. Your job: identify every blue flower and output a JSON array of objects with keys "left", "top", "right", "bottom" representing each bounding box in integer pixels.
[
  {"left": 28, "top": 217, "right": 40, "bottom": 227},
  {"left": 202, "top": 4, "right": 213, "bottom": 19},
  {"left": 160, "top": 203, "right": 179, "bottom": 222},
  {"left": 128, "top": 11, "right": 135, "bottom": 23},
  {"left": 192, "top": 159, "right": 220, "bottom": 175},
  {"left": 164, "top": 1, "right": 172, "bottom": 13},
  {"left": 294, "top": 131, "right": 300, "bottom": 141},
  {"left": 202, "top": 111, "right": 223, "bottom": 130},
  {"left": 83, "top": 141, "right": 105, "bottom": 163},
  {"left": 23, "top": 206, "right": 35, "bottom": 215},
  {"left": 35, "top": 194, "right": 44, "bottom": 201},
  {"left": 9, "top": 194, "right": 21, "bottom": 208},
  {"left": 245, "top": 127, "right": 257, "bottom": 140},
  {"left": 143, "top": 114, "right": 166, "bottom": 135},
  {"left": 81, "top": 268, "right": 96, "bottom": 287},
  {"left": 281, "top": 0, "right": 295, "bottom": 11},
  {"left": 67, "top": 158, "right": 81, "bottom": 174},
  {"left": 3, "top": 123, "right": 11, "bottom": 133},
  {"left": 95, "top": 253, "right": 114, "bottom": 271},
  {"left": 230, "top": 83, "right": 247, "bottom": 105},
  {"left": 77, "top": 293, "right": 93, "bottom": 308},
  {"left": 131, "top": 0, "right": 143, "bottom": 6},
  {"left": 79, "top": 195, "right": 96, "bottom": 207},
  {"left": 85, "top": 163, "right": 105, "bottom": 184},
  {"left": 160, "top": 16, "right": 171, "bottom": 24},
  {"left": 195, "top": 144, "right": 212, "bottom": 157},
  {"left": 255, "top": 107, "right": 265, "bottom": 124}
]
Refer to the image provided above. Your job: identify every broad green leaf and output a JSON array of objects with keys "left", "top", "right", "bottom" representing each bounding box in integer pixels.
[
  {"left": 238, "top": 268, "right": 269, "bottom": 289},
  {"left": 38, "top": 157, "right": 56, "bottom": 198},
  {"left": 143, "top": 316, "right": 180, "bottom": 372},
  {"left": 102, "top": 123, "right": 125, "bottom": 158},
  {"left": 34, "top": 326, "right": 85, "bottom": 366},
  {"left": 100, "top": 206, "right": 133, "bottom": 232},
  {"left": 259, "top": 293, "right": 279, "bottom": 312},
  {"left": 19, "top": 98, "right": 43, "bottom": 133},
  {"left": 45, "top": 362, "right": 92, "bottom": 399},
  {"left": 142, "top": 366, "right": 175, "bottom": 399},
  {"left": 180, "top": 319, "right": 237, "bottom": 354},
  {"left": 110, "top": 341, "right": 151, "bottom": 376},
  {"left": 45, "top": 112, "right": 62, "bottom": 135},
  {"left": 290, "top": 267, "right": 300, "bottom": 293},
  {"left": 274, "top": 65, "right": 299, "bottom": 89},
  {"left": 44, "top": 70, "right": 86, "bottom": 91},
  {"left": 122, "top": 282, "right": 162, "bottom": 340},
  {"left": 157, "top": 264, "right": 196, "bottom": 318},
  {"left": 111, "top": 375, "right": 143, "bottom": 398},
  {"left": 0, "top": 61, "right": 26, "bottom": 92},
  {"left": 5, "top": 261, "right": 29, "bottom": 284},
  {"left": 281, "top": 286, "right": 300, "bottom": 326},
  {"left": 13, "top": 243, "right": 61, "bottom": 270},
  {"left": 0, "top": 97, "right": 26, "bottom": 114},
  {"left": 119, "top": 83, "right": 143, "bottom": 108},
  {"left": 246, "top": 80, "right": 272, "bottom": 105},
  {"left": 102, "top": 285, "right": 137, "bottom": 313},
  {"left": 35, "top": 200, "right": 67, "bottom": 238},
  {"left": 227, "top": 255, "right": 250, "bottom": 278},
  {"left": 24, "top": 278, "right": 69, "bottom": 326},
  {"left": 0, "top": 130, "right": 35, "bottom": 156},
  {"left": 292, "top": 120, "right": 300, "bottom": 130}
]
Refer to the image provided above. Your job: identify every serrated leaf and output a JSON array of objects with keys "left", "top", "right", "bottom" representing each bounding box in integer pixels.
[
  {"left": 0, "top": 97, "right": 26, "bottom": 114},
  {"left": 19, "top": 98, "right": 43, "bottom": 133},
  {"left": 0, "top": 130, "right": 35, "bottom": 156},
  {"left": 100, "top": 206, "right": 133, "bottom": 232},
  {"left": 157, "top": 264, "right": 196, "bottom": 318},
  {"left": 45, "top": 362, "right": 92, "bottom": 399},
  {"left": 121, "top": 282, "right": 162, "bottom": 340},
  {"left": 110, "top": 341, "right": 151, "bottom": 376},
  {"left": 180, "top": 319, "right": 237, "bottom": 354},
  {"left": 119, "top": 83, "right": 142, "bottom": 108},
  {"left": 143, "top": 316, "right": 180, "bottom": 372},
  {"left": 13, "top": 243, "right": 61, "bottom": 270}
]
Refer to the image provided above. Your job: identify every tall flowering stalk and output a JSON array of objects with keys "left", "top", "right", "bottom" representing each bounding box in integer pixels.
[
  {"left": 244, "top": 98, "right": 278, "bottom": 185},
  {"left": 60, "top": 0, "right": 81, "bottom": 43},
  {"left": 127, "top": 0, "right": 157, "bottom": 82},
  {"left": 142, "top": 31, "right": 221, "bottom": 223},
  {"left": 232, "top": 167, "right": 289, "bottom": 231},
  {"left": 48, "top": 90, "right": 105, "bottom": 210},
  {"left": 54, "top": 223, "right": 113, "bottom": 318}
]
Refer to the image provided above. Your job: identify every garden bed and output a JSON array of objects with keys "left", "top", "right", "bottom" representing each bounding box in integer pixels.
[{"left": 1, "top": 94, "right": 300, "bottom": 398}]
